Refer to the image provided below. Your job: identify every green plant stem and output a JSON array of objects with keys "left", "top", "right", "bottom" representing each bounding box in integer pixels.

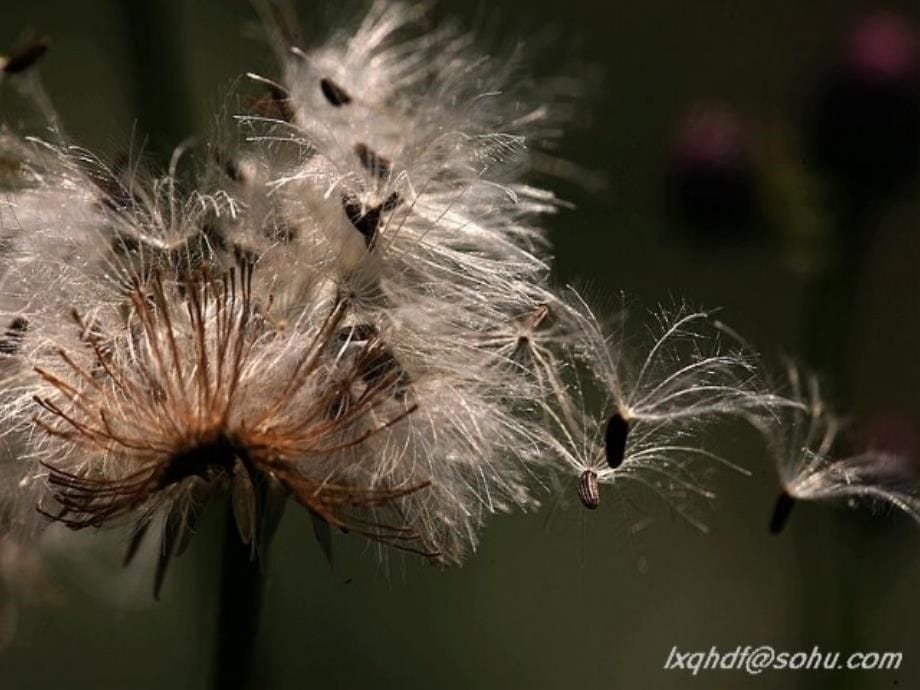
[{"left": 212, "top": 507, "right": 264, "bottom": 690}]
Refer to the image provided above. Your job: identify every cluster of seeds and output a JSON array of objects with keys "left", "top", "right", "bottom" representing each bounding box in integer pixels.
[{"left": 0, "top": 2, "right": 916, "bottom": 618}]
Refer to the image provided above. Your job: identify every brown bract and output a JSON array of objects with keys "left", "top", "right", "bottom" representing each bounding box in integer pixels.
[{"left": 31, "top": 262, "right": 438, "bottom": 562}]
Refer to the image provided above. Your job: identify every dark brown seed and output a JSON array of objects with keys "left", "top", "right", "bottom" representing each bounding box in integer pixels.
[
  {"left": 0, "top": 317, "right": 28, "bottom": 355},
  {"left": 769, "top": 490, "right": 796, "bottom": 535},
  {"left": 342, "top": 196, "right": 381, "bottom": 246},
  {"left": 2, "top": 36, "right": 50, "bottom": 75},
  {"left": 578, "top": 470, "right": 600, "bottom": 509},
  {"left": 380, "top": 191, "right": 401, "bottom": 212},
  {"left": 341, "top": 192, "right": 401, "bottom": 248},
  {"left": 320, "top": 77, "right": 352, "bottom": 107},
  {"left": 604, "top": 412, "right": 630, "bottom": 469},
  {"left": 354, "top": 142, "right": 391, "bottom": 179}
]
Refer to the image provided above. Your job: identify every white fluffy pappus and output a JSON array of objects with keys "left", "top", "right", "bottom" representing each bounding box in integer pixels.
[
  {"left": 0, "top": 137, "right": 457, "bottom": 575},
  {"left": 233, "top": 0, "right": 564, "bottom": 314},
  {"left": 761, "top": 368, "right": 920, "bottom": 534},
  {"left": 0, "top": 135, "right": 560, "bottom": 576},
  {"left": 0, "top": 0, "right": 581, "bottom": 579},
  {"left": 540, "top": 294, "right": 791, "bottom": 531},
  {"left": 200, "top": 1, "right": 580, "bottom": 561},
  {"left": 5, "top": 0, "right": 900, "bottom": 592},
  {"left": 0, "top": 136, "right": 235, "bottom": 548}
]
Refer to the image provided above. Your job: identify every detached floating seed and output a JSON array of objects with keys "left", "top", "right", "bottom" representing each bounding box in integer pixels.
[
  {"left": 1, "top": 36, "right": 50, "bottom": 75},
  {"left": 769, "top": 490, "right": 796, "bottom": 535},
  {"left": 578, "top": 470, "right": 600, "bottom": 510},
  {"left": 320, "top": 77, "right": 352, "bottom": 106},
  {"left": 604, "top": 411, "right": 630, "bottom": 469}
]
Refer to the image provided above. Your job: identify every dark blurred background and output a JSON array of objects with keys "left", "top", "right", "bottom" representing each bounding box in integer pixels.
[{"left": 1, "top": 1, "right": 920, "bottom": 688}]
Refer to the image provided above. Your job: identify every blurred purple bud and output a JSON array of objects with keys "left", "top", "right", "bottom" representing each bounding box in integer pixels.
[
  {"left": 668, "top": 103, "right": 758, "bottom": 238},
  {"left": 808, "top": 12, "right": 920, "bottom": 192},
  {"left": 846, "top": 12, "right": 917, "bottom": 82}
]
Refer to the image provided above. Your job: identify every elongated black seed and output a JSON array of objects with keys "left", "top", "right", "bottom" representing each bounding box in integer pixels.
[
  {"left": 354, "top": 142, "right": 391, "bottom": 179},
  {"left": 380, "top": 191, "right": 401, "bottom": 212},
  {"left": 342, "top": 196, "right": 381, "bottom": 246},
  {"left": 578, "top": 470, "right": 600, "bottom": 509},
  {"left": 604, "top": 412, "right": 630, "bottom": 469},
  {"left": 0, "top": 317, "right": 28, "bottom": 355},
  {"left": 2, "top": 37, "right": 50, "bottom": 75},
  {"left": 342, "top": 191, "right": 401, "bottom": 248},
  {"left": 320, "top": 77, "right": 352, "bottom": 107},
  {"left": 769, "top": 490, "right": 796, "bottom": 535}
]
